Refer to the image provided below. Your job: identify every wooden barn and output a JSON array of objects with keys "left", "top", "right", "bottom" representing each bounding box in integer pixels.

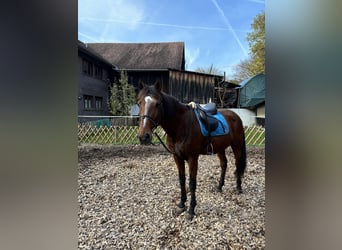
[{"left": 86, "top": 42, "right": 223, "bottom": 104}]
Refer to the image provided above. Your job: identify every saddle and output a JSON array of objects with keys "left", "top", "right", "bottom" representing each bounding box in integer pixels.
[
  {"left": 189, "top": 101, "right": 228, "bottom": 154},
  {"left": 197, "top": 103, "right": 219, "bottom": 133}
]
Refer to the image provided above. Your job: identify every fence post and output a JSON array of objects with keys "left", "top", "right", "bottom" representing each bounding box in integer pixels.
[{"left": 114, "top": 126, "right": 117, "bottom": 144}]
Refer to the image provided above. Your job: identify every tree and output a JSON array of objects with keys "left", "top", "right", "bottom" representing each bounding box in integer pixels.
[
  {"left": 247, "top": 11, "right": 265, "bottom": 75},
  {"left": 232, "top": 12, "right": 265, "bottom": 81},
  {"left": 195, "top": 64, "right": 221, "bottom": 75},
  {"left": 108, "top": 71, "right": 136, "bottom": 115},
  {"left": 231, "top": 57, "right": 254, "bottom": 82}
]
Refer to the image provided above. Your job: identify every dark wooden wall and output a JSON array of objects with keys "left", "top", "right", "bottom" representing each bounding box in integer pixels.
[
  {"left": 124, "top": 70, "right": 169, "bottom": 93},
  {"left": 124, "top": 69, "right": 223, "bottom": 104},
  {"left": 168, "top": 69, "right": 222, "bottom": 104}
]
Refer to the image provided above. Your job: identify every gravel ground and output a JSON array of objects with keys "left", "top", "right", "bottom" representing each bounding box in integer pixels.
[{"left": 78, "top": 144, "right": 265, "bottom": 249}]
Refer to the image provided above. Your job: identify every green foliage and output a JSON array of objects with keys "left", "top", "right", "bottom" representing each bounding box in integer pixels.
[
  {"left": 108, "top": 71, "right": 136, "bottom": 115},
  {"left": 108, "top": 83, "right": 121, "bottom": 115},
  {"left": 232, "top": 12, "right": 265, "bottom": 81},
  {"left": 247, "top": 11, "right": 265, "bottom": 75}
]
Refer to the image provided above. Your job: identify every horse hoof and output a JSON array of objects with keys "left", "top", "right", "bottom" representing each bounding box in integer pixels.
[
  {"left": 216, "top": 186, "right": 222, "bottom": 192},
  {"left": 174, "top": 206, "right": 186, "bottom": 216},
  {"left": 185, "top": 212, "right": 194, "bottom": 221},
  {"left": 236, "top": 188, "right": 243, "bottom": 194}
]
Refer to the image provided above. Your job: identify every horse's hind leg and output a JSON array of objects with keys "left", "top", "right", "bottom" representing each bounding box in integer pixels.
[
  {"left": 216, "top": 151, "right": 228, "bottom": 192},
  {"left": 231, "top": 137, "right": 247, "bottom": 193}
]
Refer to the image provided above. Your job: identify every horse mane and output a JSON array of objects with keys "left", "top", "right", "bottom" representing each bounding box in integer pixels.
[
  {"left": 138, "top": 85, "right": 186, "bottom": 106},
  {"left": 160, "top": 91, "right": 190, "bottom": 118},
  {"left": 161, "top": 91, "right": 181, "bottom": 106},
  {"left": 139, "top": 84, "right": 189, "bottom": 117}
]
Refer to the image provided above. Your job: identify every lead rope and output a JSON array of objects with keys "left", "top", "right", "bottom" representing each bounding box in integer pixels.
[
  {"left": 150, "top": 102, "right": 195, "bottom": 155},
  {"left": 153, "top": 130, "right": 174, "bottom": 154}
]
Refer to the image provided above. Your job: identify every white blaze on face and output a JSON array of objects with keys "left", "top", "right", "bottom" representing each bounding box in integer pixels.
[{"left": 143, "top": 96, "right": 155, "bottom": 128}]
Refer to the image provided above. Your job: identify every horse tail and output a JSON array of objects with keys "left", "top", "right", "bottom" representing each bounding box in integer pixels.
[{"left": 236, "top": 131, "right": 247, "bottom": 178}]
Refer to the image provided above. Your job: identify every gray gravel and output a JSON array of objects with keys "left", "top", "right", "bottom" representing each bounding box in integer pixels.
[{"left": 78, "top": 144, "right": 265, "bottom": 249}]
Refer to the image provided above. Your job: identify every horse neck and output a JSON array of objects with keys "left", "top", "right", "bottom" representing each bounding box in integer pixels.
[{"left": 160, "top": 94, "right": 191, "bottom": 138}]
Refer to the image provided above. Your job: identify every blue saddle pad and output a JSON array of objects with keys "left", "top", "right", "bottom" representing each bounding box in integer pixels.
[{"left": 194, "top": 109, "right": 229, "bottom": 137}]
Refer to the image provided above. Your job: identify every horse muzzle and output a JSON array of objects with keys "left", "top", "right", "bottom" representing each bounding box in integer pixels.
[{"left": 138, "top": 133, "right": 152, "bottom": 145}]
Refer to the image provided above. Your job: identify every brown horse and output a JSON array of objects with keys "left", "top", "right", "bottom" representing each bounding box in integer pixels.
[{"left": 137, "top": 82, "right": 246, "bottom": 220}]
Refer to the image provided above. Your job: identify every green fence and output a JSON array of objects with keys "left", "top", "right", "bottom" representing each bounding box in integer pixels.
[{"left": 78, "top": 124, "right": 265, "bottom": 146}]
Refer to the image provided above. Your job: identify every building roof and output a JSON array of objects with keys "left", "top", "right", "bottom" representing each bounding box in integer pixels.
[
  {"left": 78, "top": 40, "right": 116, "bottom": 68},
  {"left": 86, "top": 42, "right": 185, "bottom": 70}
]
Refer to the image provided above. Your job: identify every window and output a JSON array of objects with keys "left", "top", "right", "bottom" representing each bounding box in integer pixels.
[
  {"left": 84, "top": 95, "right": 93, "bottom": 109},
  {"left": 94, "top": 65, "right": 103, "bottom": 79},
  {"left": 82, "top": 59, "right": 93, "bottom": 76},
  {"left": 95, "top": 96, "right": 102, "bottom": 110}
]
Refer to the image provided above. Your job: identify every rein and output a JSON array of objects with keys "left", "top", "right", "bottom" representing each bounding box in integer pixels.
[{"left": 153, "top": 130, "right": 174, "bottom": 154}]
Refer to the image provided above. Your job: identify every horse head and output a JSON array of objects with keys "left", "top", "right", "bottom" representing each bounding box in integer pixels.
[{"left": 137, "top": 81, "right": 163, "bottom": 145}]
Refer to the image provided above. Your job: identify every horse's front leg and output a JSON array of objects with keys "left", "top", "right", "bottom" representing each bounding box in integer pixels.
[
  {"left": 173, "top": 154, "right": 186, "bottom": 215},
  {"left": 186, "top": 155, "right": 198, "bottom": 220}
]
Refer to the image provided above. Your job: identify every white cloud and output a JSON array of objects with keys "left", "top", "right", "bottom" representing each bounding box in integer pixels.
[
  {"left": 185, "top": 48, "right": 200, "bottom": 68},
  {"left": 79, "top": 17, "right": 249, "bottom": 32},
  {"left": 247, "top": 0, "right": 265, "bottom": 4},
  {"left": 78, "top": 0, "right": 145, "bottom": 41},
  {"left": 78, "top": 32, "right": 98, "bottom": 42},
  {"left": 79, "top": 0, "right": 144, "bottom": 24},
  {"left": 210, "top": 0, "right": 248, "bottom": 57}
]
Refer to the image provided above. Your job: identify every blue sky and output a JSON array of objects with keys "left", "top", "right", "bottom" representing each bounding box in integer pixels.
[{"left": 78, "top": 0, "right": 264, "bottom": 78}]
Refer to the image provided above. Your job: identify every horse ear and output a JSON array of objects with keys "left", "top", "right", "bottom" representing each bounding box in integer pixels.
[
  {"left": 139, "top": 81, "right": 145, "bottom": 90},
  {"left": 154, "top": 80, "right": 162, "bottom": 92}
]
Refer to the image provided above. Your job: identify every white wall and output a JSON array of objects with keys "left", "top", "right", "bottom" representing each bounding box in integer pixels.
[
  {"left": 130, "top": 104, "right": 139, "bottom": 116},
  {"left": 226, "top": 108, "right": 256, "bottom": 126},
  {"left": 256, "top": 104, "right": 265, "bottom": 118}
]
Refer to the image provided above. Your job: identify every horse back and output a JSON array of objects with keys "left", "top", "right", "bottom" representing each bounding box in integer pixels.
[
  {"left": 189, "top": 109, "right": 244, "bottom": 155},
  {"left": 219, "top": 109, "right": 244, "bottom": 138}
]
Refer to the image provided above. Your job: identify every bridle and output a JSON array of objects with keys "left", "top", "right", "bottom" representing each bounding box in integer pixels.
[
  {"left": 139, "top": 115, "right": 159, "bottom": 130},
  {"left": 139, "top": 95, "right": 163, "bottom": 131},
  {"left": 139, "top": 105, "right": 174, "bottom": 154},
  {"left": 138, "top": 94, "right": 197, "bottom": 155}
]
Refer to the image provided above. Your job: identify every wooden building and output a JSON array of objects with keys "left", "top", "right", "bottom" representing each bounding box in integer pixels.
[
  {"left": 86, "top": 41, "right": 223, "bottom": 104},
  {"left": 214, "top": 80, "right": 240, "bottom": 108},
  {"left": 78, "top": 40, "right": 238, "bottom": 124},
  {"left": 78, "top": 41, "right": 118, "bottom": 121}
]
